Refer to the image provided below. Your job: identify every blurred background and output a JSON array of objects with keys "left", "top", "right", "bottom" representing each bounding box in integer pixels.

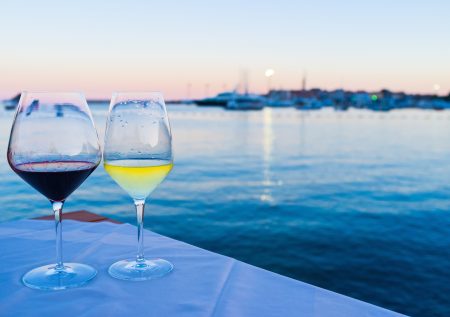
[{"left": 1, "top": 1, "right": 450, "bottom": 316}]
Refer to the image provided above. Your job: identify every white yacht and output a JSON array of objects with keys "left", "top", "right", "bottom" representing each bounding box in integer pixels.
[
  {"left": 195, "top": 92, "right": 237, "bottom": 107},
  {"left": 226, "top": 94, "right": 265, "bottom": 110}
]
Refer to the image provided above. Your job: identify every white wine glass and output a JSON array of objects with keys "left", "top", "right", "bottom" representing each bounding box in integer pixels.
[
  {"left": 7, "top": 92, "right": 101, "bottom": 290},
  {"left": 103, "top": 92, "right": 173, "bottom": 281}
]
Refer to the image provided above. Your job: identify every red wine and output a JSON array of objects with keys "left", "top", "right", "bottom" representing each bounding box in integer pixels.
[{"left": 11, "top": 161, "right": 98, "bottom": 202}]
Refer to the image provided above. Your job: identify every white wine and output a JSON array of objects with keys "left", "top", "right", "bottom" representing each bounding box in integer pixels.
[{"left": 104, "top": 159, "right": 173, "bottom": 200}]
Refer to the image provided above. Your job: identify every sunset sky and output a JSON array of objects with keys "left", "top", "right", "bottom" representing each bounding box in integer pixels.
[{"left": 1, "top": 0, "right": 449, "bottom": 99}]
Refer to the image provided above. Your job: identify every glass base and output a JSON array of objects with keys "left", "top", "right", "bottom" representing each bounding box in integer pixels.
[
  {"left": 22, "top": 263, "right": 97, "bottom": 290},
  {"left": 108, "top": 258, "right": 173, "bottom": 281}
]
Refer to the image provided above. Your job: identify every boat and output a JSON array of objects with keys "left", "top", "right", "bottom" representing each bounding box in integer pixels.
[
  {"left": 266, "top": 99, "right": 295, "bottom": 107},
  {"left": 194, "top": 92, "right": 237, "bottom": 107},
  {"left": 296, "top": 98, "right": 323, "bottom": 110},
  {"left": 226, "top": 94, "right": 265, "bottom": 111},
  {"left": 3, "top": 94, "right": 20, "bottom": 111}
]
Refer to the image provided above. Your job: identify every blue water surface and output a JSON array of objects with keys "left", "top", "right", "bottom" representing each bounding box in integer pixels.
[{"left": 1, "top": 105, "right": 450, "bottom": 316}]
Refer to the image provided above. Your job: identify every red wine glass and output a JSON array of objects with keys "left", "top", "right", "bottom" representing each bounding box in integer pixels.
[{"left": 7, "top": 92, "right": 101, "bottom": 290}]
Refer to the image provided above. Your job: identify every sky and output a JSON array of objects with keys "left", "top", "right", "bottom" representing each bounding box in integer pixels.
[{"left": 0, "top": 0, "right": 449, "bottom": 99}]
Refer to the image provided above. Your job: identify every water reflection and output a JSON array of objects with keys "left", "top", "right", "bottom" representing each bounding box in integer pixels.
[{"left": 261, "top": 108, "right": 275, "bottom": 203}]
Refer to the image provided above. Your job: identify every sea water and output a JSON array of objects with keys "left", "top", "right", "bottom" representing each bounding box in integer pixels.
[{"left": 1, "top": 105, "right": 450, "bottom": 316}]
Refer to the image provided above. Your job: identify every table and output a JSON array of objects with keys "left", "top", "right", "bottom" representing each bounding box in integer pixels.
[{"left": 0, "top": 219, "right": 406, "bottom": 317}]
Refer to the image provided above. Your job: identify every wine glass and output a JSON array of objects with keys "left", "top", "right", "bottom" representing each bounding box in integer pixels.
[
  {"left": 7, "top": 92, "right": 101, "bottom": 290},
  {"left": 103, "top": 92, "right": 173, "bottom": 281}
]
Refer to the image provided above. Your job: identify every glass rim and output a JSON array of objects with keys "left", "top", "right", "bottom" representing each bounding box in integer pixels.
[{"left": 17, "top": 92, "right": 89, "bottom": 110}]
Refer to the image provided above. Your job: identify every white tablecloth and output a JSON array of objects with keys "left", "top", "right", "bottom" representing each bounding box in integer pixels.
[{"left": 0, "top": 220, "right": 405, "bottom": 317}]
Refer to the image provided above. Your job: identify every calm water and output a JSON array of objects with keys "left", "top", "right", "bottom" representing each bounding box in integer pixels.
[{"left": 1, "top": 105, "right": 450, "bottom": 316}]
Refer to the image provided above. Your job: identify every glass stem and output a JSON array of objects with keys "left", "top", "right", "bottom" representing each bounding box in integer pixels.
[
  {"left": 134, "top": 199, "right": 146, "bottom": 263},
  {"left": 52, "top": 201, "right": 64, "bottom": 270}
]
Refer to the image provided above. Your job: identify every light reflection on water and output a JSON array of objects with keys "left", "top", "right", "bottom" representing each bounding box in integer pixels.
[
  {"left": 261, "top": 107, "right": 275, "bottom": 203},
  {"left": 1, "top": 105, "right": 450, "bottom": 316}
]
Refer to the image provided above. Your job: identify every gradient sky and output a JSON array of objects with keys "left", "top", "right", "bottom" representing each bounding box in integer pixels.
[{"left": 1, "top": 0, "right": 449, "bottom": 99}]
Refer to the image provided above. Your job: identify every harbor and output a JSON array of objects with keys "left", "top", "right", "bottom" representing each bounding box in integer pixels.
[
  {"left": 4, "top": 88, "right": 450, "bottom": 112},
  {"left": 193, "top": 88, "right": 450, "bottom": 111}
]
